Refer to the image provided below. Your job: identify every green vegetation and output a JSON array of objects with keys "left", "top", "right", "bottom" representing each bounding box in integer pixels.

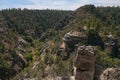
[{"left": 0, "top": 5, "right": 120, "bottom": 79}]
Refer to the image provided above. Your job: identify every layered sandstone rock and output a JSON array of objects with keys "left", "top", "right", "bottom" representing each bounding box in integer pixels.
[
  {"left": 58, "top": 31, "right": 86, "bottom": 60},
  {"left": 58, "top": 31, "right": 96, "bottom": 80},
  {"left": 100, "top": 68, "right": 120, "bottom": 80},
  {"left": 74, "top": 46, "right": 96, "bottom": 80},
  {"left": 62, "top": 31, "right": 86, "bottom": 52}
]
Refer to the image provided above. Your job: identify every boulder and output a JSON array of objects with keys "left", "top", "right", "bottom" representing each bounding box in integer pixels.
[{"left": 100, "top": 68, "right": 120, "bottom": 80}]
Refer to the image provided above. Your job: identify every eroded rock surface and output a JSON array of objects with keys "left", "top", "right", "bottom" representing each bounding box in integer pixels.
[
  {"left": 100, "top": 68, "right": 120, "bottom": 80},
  {"left": 74, "top": 46, "right": 96, "bottom": 80},
  {"left": 58, "top": 31, "right": 86, "bottom": 60},
  {"left": 62, "top": 31, "right": 86, "bottom": 52}
]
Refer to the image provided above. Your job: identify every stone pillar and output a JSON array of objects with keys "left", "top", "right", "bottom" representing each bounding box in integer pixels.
[{"left": 74, "top": 46, "right": 96, "bottom": 80}]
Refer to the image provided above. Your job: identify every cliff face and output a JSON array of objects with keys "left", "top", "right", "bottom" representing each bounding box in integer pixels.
[
  {"left": 59, "top": 31, "right": 96, "bottom": 80},
  {"left": 58, "top": 31, "right": 86, "bottom": 60},
  {"left": 59, "top": 31, "right": 120, "bottom": 80},
  {"left": 63, "top": 31, "right": 86, "bottom": 52}
]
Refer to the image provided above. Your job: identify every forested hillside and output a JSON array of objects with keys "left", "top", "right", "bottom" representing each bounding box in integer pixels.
[
  {"left": 0, "top": 9, "right": 72, "bottom": 79},
  {"left": 0, "top": 5, "right": 120, "bottom": 80}
]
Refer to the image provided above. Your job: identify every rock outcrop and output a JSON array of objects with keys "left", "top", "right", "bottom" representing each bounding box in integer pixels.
[
  {"left": 62, "top": 31, "right": 86, "bottom": 52},
  {"left": 58, "top": 31, "right": 120, "bottom": 80},
  {"left": 58, "top": 31, "right": 86, "bottom": 60},
  {"left": 11, "top": 38, "right": 28, "bottom": 74},
  {"left": 104, "top": 33, "right": 119, "bottom": 57},
  {"left": 74, "top": 46, "right": 96, "bottom": 80},
  {"left": 100, "top": 68, "right": 120, "bottom": 80},
  {"left": 105, "top": 33, "right": 118, "bottom": 48},
  {"left": 58, "top": 31, "right": 96, "bottom": 80}
]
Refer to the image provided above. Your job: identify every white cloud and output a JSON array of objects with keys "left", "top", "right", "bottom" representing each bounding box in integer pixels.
[
  {"left": 96, "top": 0, "right": 120, "bottom": 6},
  {"left": 23, "top": 0, "right": 120, "bottom": 10},
  {"left": 9, "top": 0, "right": 120, "bottom": 10},
  {"left": 16, "top": 0, "right": 79, "bottom": 10}
]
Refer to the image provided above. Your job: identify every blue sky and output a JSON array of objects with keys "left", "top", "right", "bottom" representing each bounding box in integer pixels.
[{"left": 0, "top": 0, "right": 120, "bottom": 10}]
